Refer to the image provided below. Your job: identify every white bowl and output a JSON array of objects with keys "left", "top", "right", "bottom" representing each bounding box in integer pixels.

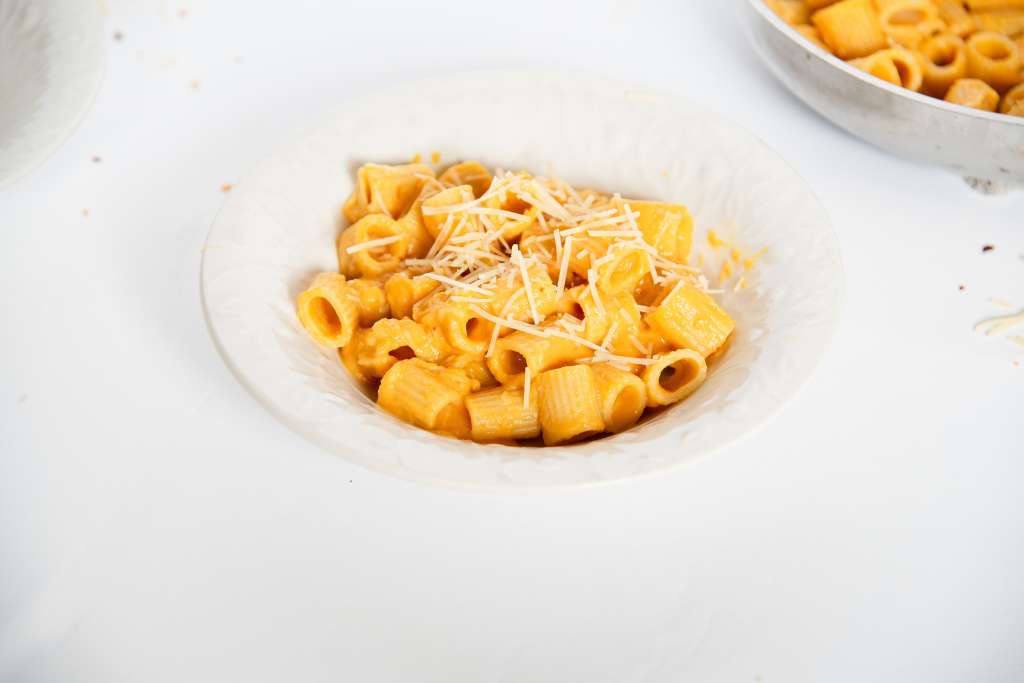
[
  {"left": 200, "top": 70, "right": 843, "bottom": 491},
  {"left": 743, "top": 0, "right": 1024, "bottom": 194},
  {"left": 0, "top": 0, "right": 106, "bottom": 189}
]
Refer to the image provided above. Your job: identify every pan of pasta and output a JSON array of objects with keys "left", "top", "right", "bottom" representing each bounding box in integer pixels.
[
  {"left": 201, "top": 70, "right": 843, "bottom": 489},
  {"left": 746, "top": 0, "right": 1024, "bottom": 193}
]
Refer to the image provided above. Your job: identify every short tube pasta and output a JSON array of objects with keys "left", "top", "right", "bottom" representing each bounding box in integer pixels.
[
  {"left": 296, "top": 272, "right": 360, "bottom": 348},
  {"left": 385, "top": 272, "right": 439, "bottom": 319},
  {"left": 465, "top": 387, "right": 540, "bottom": 441},
  {"left": 851, "top": 47, "right": 923, "bottom": 90},
  {"left": 356, "top": 318, "right": 448, "bottom": 378},
  {"left": 813, "top": 0, "right": 889, "bottom": 60},
  {"left": 642, "top": 350, "right": 708, "bottom": 407},
  {"left": 535, "top": 365, "right": 605, "bottom": 445},
  {"left": 595, "top": 246, "right": 650, "bottom": 295},
  {"left": 1001, "top": 83, "right": 1024, "bottom": 115},
  {"left": 337, "top": 214, "right": 410, "bottom": 278},
  {"left": 646, "top": 283, "right": 735, "bottom": 357},
  {"left": 298, "top": 161, "right": 742, "bottom": 446},
  {"left": 591, "top": 364, "right": 647, "bottom": 433},
  {"left": 965, "top": 31, "right": 1022, "bottom": 93},
  {"left": 487, "top": 331, "right": 592, "bottom": 388},
  {"left": 945, "top": 77, "right": 1001, "bottom": 110},
  {"left": 918, "top": 34, "right": 969, "bottom": 97},
  {"left": 771, "top": 0, "right": 1024, "bottom": 116},
  {"left": 378, "top": 359, "right": 478, "bottom": 439},
  {"left": 346, "top": 277, "right": 390, "bottom": 327},
  {"left": 878, "top": 0, "right": 943, "bottom": 49},
  {"left": 341, "top": 163, "right": 435, "bottom": 224}
]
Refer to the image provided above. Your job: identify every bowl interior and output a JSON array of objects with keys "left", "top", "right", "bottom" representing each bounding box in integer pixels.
[{"left": 201, "top": 70, "right": 843, "bottom": 490}]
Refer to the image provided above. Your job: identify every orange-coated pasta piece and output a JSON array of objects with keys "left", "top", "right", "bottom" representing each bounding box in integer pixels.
[
  {"left": 965, "top": 31, "right": 1022, "bottom": 93},
  {"left": 813, "top": 0, "right": 889, "bottom": 59},
  {"left": 1001, "top": 82, "right": 1024, "bottom": 115},
  {"left": 945, "top": 77, "right": 1001, "bottom": 110},
  {"left": 918, "top": 33, "right": 969, "bottom": 97}
]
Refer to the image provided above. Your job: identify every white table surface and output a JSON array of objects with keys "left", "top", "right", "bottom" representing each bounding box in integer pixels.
[{"left": 2, "top": 1, "right": 1022, "bottom": 681}]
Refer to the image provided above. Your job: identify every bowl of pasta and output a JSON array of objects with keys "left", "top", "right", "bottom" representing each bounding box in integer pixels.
[
  {"left": 201, "top": 70, "right": 843, "bottom": 490},
  {"left": 745, "top": 0, "right": 1024, "bottom": 193}
]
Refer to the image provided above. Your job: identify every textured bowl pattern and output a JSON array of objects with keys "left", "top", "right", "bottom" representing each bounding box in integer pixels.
[{"left": 201, "top": 71, "right": 843, "bottom": 490}]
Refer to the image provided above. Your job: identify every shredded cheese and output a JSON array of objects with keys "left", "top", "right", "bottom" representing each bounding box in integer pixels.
[
  {"left": 422, "top": 272, "right": 491, "bottom": 295},
  {"left": 345, "top": 234, "right": 402, "bottom": 255},
  {"left": 601, "top": 320, "right": 620, "bottom": 350},
  {"left": 484, "top": 289, "right": 525, "bottom": 357},
  {"left": 557, "top": 235, "right": 574, "bottom": 297},
  {"left": 512, "top": 245, "right": 541, "bottom": 325},
  {"left": 975, "top": 309, "right": 1024, "bottom": 337},
  {"left": 587, "top": 269, "right": 606, "bottom": 317}
]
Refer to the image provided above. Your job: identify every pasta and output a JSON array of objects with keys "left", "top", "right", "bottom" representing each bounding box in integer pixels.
[
  {"left": 296, "top": 161, "right": 743, "bottom": 446},
  {"left": 945, "top": 76, "right": 1001, "bottom": 108},
  {"left": 768, "top": 0, "right": 1024, "bottom": 115}
]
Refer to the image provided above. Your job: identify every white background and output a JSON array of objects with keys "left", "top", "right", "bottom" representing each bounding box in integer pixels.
[{"left": 2, "top": 1, "right": 1023, "bottom": 681}]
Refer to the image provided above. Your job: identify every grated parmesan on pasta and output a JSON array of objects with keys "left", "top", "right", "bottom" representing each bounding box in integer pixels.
[{"left": 296, "top": 159, "right": 745, "bottom": 447}]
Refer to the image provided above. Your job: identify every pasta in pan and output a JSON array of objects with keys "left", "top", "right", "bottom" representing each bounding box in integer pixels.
[
  {"left": 767, "top": 0, "right": 1024, "bottom": 116},
  {"left": 296, "top": 160, "right": 740, "bottom": 446}
]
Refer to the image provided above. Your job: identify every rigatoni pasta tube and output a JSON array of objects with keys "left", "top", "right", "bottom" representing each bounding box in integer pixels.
[
  {"left": 296, "top": 272, "right": 360, "bottom": 348},
  {"left": 337, "top": 214, "right": 409, "bottom": 278},
  {"left": 420, "top": 185, "right": 476, "bottom": 238},
  {"left": 642, "top": 350, "right": 708, "bottom": 407},
  {"left": 439, "top": 161, "right": 492, "bottom": 197},
  {"left": 945, "top": 77, "right": 1000, "bottom": 110},
  {"left": 646, "top": 283, "right": 735, "bottom": 357},
  {"left": 487, "top": 332, "right": 593, "bottom": 388},
  {"left": 377, "top": 359, "right": 477, "bottom": 439},
  {"left": 465, "top": 387, "right": 540, "bottom": 441},
  {"left": 339, "top": 330, "right": 371, "bottom": 385},
  {"left": 357, "top": 318, "right": 448, "bottom": 378},
  {"left": 966, "top": 31, "right": 1022, "bottom": 94},
  {"left": 591, "top": 364, "right": 647, "bottom": 433},
  {"left": 936, "top": 0, "right": 975, "bottom": 37},
  {"left": 813, "top": 0, "right": 888, "bottom": 60},
  {"left": 632, "top": 201, "right": 693, "bottom": 262},
  {"left": 877, "top": 0, "right": 942, "bottom": 49},
  {"left": 851, "top": 47, "right": 924, "bottom": 90},
  {"left": 341, "top": 162, "right": 434, "bottom": 224},
  {"left": 346, "top": 277, "right": 390, "bottom": 327},
  {"left": 444, "top": 353, "right": 499, "bottom": 389},
  {"left": 436, "top": 302, "right": 495, "bottom": 355},
  {"left": 918, "top": 34, "right": 968, "bottom": 97},
  {"left": 972, "top": 10, "right": 1024, "bottom": 36},
  {"left": 1001, "top": 83, "right": 1024, "bottom": 116},
  {"left": 385, "top": 272, "right": 439, "bottom": 320},
  {"left": 395, "top": 198, "right": 434, "bottom": 259},
  {"left": 594, "top": 246, "right": 650, "bottom": 296},
  {"left": 565, "top": 284, "right": 611, "bottom": 343},
  {"left": 535, "top": 365, "right": 605, "bottom": 445}
]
